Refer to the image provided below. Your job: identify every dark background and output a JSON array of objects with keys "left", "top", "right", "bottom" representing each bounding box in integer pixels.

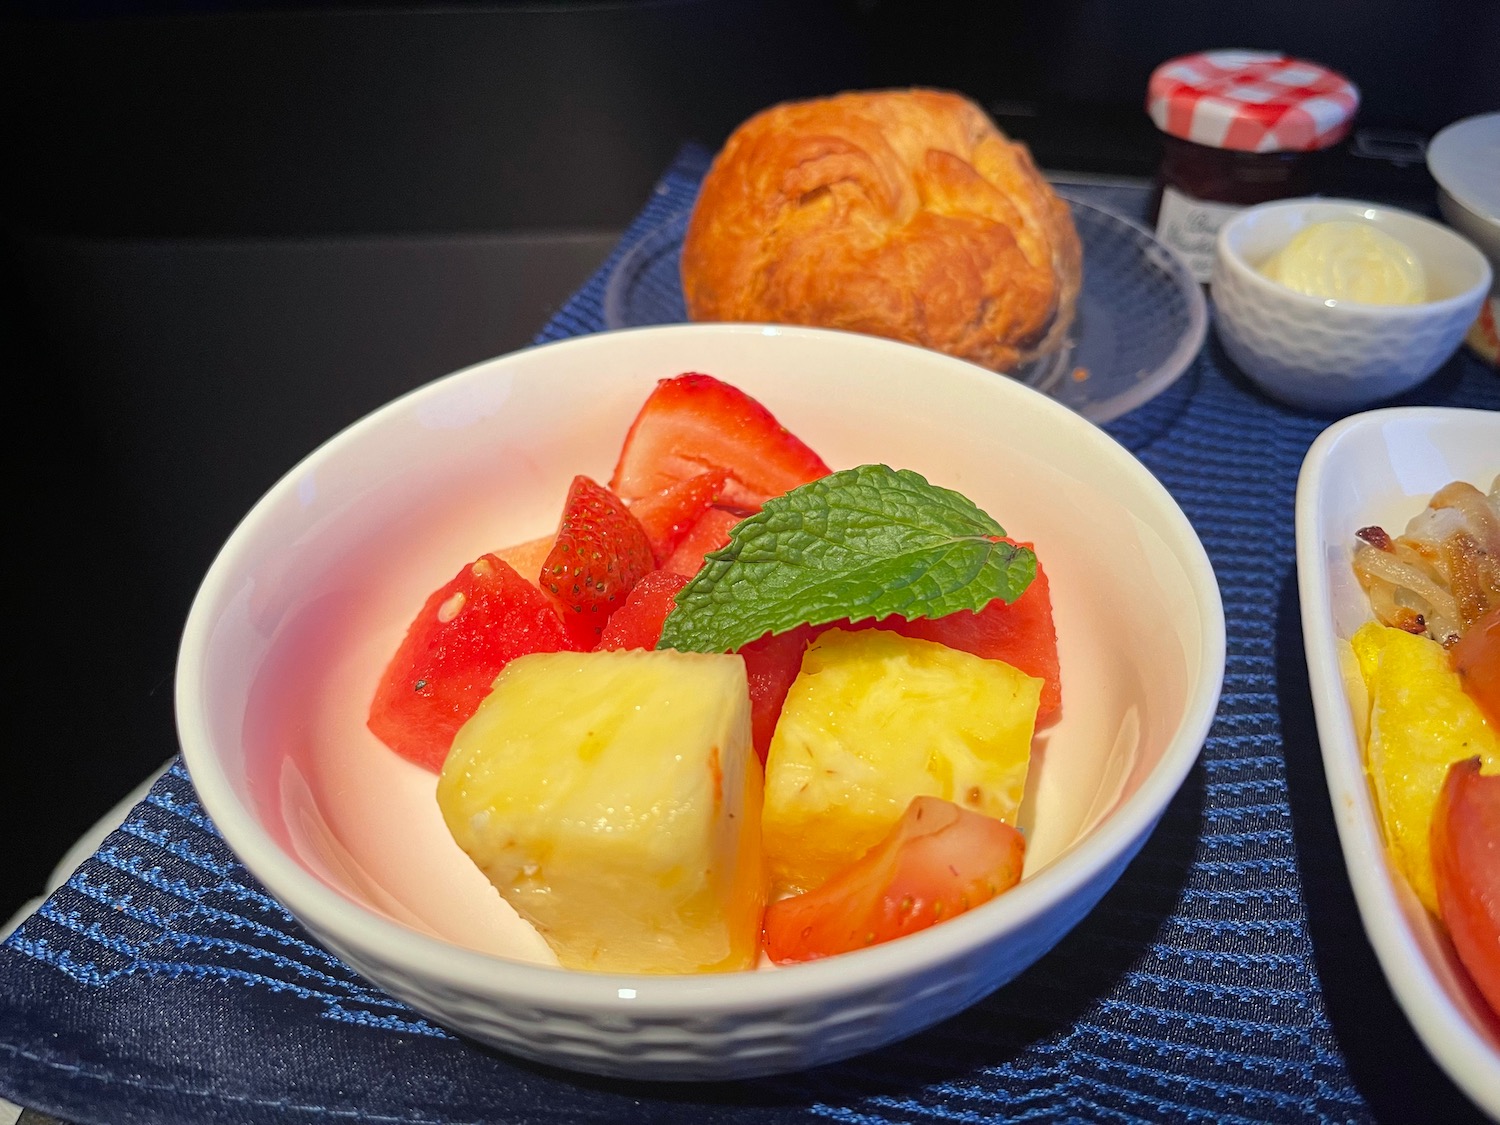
[{"left": 1, "top": 0, "right": 1495, "bottom": 926}]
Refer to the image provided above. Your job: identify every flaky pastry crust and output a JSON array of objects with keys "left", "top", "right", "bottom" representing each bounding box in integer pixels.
[{"left": 682, "top": 89, "right": 1082, "bottom": 373}]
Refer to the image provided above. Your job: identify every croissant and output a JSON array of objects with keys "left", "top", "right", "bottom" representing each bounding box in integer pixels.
[{"left": 681, "top": 89, "right": 1082, "bottom": 374}]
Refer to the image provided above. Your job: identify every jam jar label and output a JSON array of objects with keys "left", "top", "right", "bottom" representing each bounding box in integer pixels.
[{"left": 1155, "top": 186, "right": 1243, "bottom": 282}]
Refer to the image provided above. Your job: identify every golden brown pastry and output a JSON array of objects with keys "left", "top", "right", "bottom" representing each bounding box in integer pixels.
[{"left": 681, "top": 89, "right": 1082, "bottom": 374}]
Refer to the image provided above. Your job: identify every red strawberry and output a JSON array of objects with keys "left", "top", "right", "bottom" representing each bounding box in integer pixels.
[
  {"left": 627, "top": 468, "right": 729, "bottom": 564},
  {"left": 541, "top": 475, "right": 655, "bottom": 648},
  {"left": 610, "top": 373, "right": 830, "bottom": 511},
  {"left": 367, "top": 554, "right": 576, "bottom": 771},
  {"left": 661, "top": 506, "right": 742, "bottom": 577},
  {"left": 597, "top": 569, "right": 692, "bottom": 651}
]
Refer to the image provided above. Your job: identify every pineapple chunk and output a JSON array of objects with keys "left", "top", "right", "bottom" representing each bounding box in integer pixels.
[
  {"left": 1352, "top": 620, "right": 1500, "bottom": 914},
  {"left": 436, "top": 648, "right": 765, "bottom": 973},
  {"left": 762, "top": 628, "right": 1041, "bottom": 895}
]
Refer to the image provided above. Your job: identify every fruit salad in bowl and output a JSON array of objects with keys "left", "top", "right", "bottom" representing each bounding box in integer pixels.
[
  {"left": 176, "top": 323, "right": 1225, "bottom": 1080},
  {"left": 368, "top": 370, "right": 1060, "bottom": 974}
]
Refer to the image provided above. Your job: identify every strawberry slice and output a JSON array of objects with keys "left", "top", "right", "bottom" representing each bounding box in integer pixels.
[
  {"left": 598, "top": 570, "right": 692, "bottom": 651},
  {"left": 626, "top": 468, "right": 729, "bottom": 565},
  {"left": 662, "top": 506, "right": 742, "bottom": 577},
  {"left": 368, "top": 554, "right": 576, "bottom": 771},
  {"left": 763, "top": 796, "right": 1025, "bottom": 963},
  {"left": 610, "top": 373, "right": 831, "bottom": 511},
  {"left": 541, "top": 475, "right": 655, "bottom": 648}
]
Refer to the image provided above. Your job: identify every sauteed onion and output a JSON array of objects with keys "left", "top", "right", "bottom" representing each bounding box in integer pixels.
[{"left": 1353, "top": 476, "right": 1500, "bottom": 647}]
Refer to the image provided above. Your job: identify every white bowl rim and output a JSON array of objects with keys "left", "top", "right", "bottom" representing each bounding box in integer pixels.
[
  {"left": 176, "top": 322, "right": 1227, "bottom": 1017},
  {"left": 1216, "top": 196, "right": 1493, "bottom": 315},
  {"left": 1294, "top": 405, "right": 1500, "bottom": 1119}
]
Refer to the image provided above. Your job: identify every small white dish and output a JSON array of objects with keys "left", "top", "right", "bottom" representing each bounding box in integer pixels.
[
  {"left": 1213, "top": 199, "right": 1491, "bottom": 412},
  {"left": 1428, "top": 112, "right": 1500, "bottom": 268},
  {"left": 176, "top": 322, "right": 1226, "bottom": 1081},
  {"left": 1295, "top": 406, "right": 1500, "bottom": 1118}
]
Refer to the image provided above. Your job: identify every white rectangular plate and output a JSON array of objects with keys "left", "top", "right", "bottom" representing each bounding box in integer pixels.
[{"left": 1295, "top": 406, "right": 1500, "bottom": 1119}]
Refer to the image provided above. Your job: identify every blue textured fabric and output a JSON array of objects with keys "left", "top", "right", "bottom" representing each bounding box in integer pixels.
[{"left": 3, "top": 146, "right": 1498, "bottom": 1125}]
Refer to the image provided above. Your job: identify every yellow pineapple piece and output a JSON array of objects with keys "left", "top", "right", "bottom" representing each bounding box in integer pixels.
[
  {"left": 1352, "top": 620, "right": 1500, "bottom": 913},
  {"left": 762, "top": 627, "right": 1040, "bottom": 895},
  {"left": 437, "top": 648, "right": 765, "bottom": 973},
  {"left": 1337, "top": 639, "right": 1371, "bottom": 750},
  {"left": 1350, "top": 619, "right": 1393, "bottom": 690}
]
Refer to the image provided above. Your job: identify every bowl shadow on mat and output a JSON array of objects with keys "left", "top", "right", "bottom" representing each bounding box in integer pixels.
[
  {"left": 1275, "top": 568, "right": 1491, "bottom": 1125},
  {"left": 467, "top": 770, "right": 1208, "bottom": 1116}
]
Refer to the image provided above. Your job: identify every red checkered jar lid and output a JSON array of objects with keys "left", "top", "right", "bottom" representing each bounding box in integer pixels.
[{"left": 1147, "top": 49, "right": 1359, "bottom": 153}]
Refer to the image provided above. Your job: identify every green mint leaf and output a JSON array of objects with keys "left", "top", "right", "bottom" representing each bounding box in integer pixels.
[{"left": 656, "top": 464, "right": 1036, "bottom": 654}]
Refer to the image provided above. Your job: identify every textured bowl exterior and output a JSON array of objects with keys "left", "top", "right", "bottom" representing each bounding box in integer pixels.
[
  {"left": 297, "top": 839, "right": 1142, "bottom": 1080},
  {"left": 1211, "top": 258, "right": 1481, "bottom": 410},
  {"left": 1211, "top": 199, "right": 1491, "bottom": 412}
]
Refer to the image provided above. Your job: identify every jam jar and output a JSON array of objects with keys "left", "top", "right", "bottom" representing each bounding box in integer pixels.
[{"left": 1147, "top": 50, "right": 1359, "bottom": 282}]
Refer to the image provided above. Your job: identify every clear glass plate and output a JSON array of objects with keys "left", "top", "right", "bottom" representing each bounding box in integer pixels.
[{"left": 601, "top": 193, "right": 1208, "bottom": 424}]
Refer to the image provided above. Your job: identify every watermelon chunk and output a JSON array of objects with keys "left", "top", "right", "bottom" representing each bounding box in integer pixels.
[
  {"left": 739, "top": 624, "right": 824, "bottom": 763},
  {"left": 880, "top": 544, "right": 1061, "bottom": 723},
  {"left": 368, "top": 554, "right": 577, "bottom": 771}
]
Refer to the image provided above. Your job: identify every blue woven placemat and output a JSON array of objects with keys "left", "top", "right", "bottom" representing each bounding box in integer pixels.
[{"left": 3, "top": 145, "right": 1498, "bottom": 1125}]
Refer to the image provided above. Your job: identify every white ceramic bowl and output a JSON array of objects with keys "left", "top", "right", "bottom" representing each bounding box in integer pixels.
[
  {"left": 1212, "top": 198, "right": 1492, "bottom": 412},
  {"left": 1438, "top": 188, "right": 1500, "bottom": 272},
  {"left": 1428, "top": 112, "right": 1500, "bottom": 268},
  {"left": 1296, "top": 407, "right": 1500, "bottom": 1118},
  {"left": 176, "top": 323, "right": 1226, "bottom": 1081}
]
